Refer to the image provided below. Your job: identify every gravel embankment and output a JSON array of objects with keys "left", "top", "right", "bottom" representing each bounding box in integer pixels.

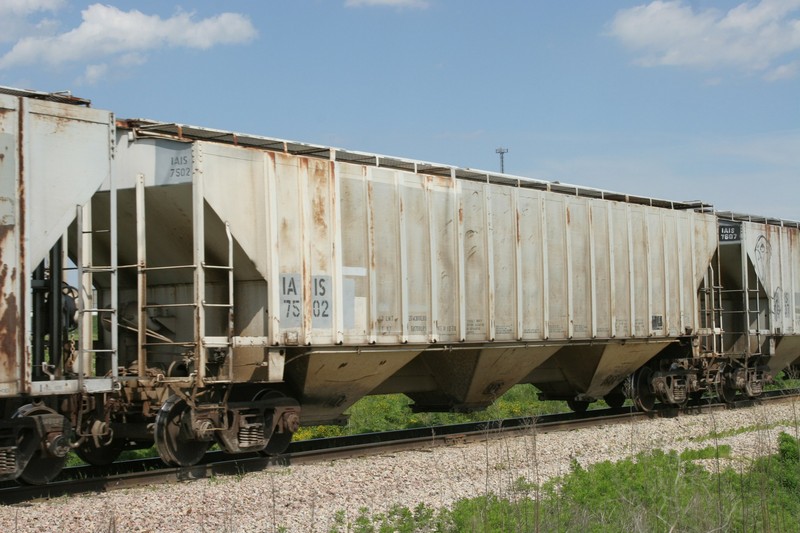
[{"left": 3, "top": 399, "right": 800, "bottom": 532}]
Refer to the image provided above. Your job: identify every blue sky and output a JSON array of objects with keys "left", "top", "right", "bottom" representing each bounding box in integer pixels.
[{"left": 2, "top": 0, "right": 798, "bottom": 219}]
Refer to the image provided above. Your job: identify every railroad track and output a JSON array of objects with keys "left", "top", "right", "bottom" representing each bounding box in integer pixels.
[{"left": 2, "top": 388, "right": 798, "bottom": 505}]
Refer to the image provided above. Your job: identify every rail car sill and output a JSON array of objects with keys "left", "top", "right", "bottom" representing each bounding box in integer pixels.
[
  {"left": 203, "top": 336, "right": 230, "bottom": 349},
  {"left": 29, "top": 378, "right": 114, "bottom": 395},
  {"left": 232, "top": 336, "right": 270, "bottom": 347}
]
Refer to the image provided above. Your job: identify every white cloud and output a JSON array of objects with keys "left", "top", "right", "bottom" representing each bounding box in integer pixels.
[
  {"left": 345, "top": 0, "right": 429, "bottom": 8},
  {"left": 79, "top": 63, "right": 108, "bottom": 85},
  {"left": 609, "top": 0, "right": 800, "bottom": 80},
  {"left": 0, "top": 0, "right": 64, "bottom": 43},
  {"left": 765, "top": 60, "right": 800, "bottom": 81},
  {"left": 0, "top": 0, "right": 64, "bottom": 16},
  {"left": 75, "top": 54, "right": 147, "bottom": 86},
  {"left": 0, "top": 4, "right": 257, "bottom": 70}
]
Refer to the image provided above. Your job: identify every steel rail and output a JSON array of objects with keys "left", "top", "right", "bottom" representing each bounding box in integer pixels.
[{"left": 1, "top": 388, "right": 798, "bottom": 505}]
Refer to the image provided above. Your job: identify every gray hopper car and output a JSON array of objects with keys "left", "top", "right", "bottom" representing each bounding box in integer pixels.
[{"left": 1, "top": 86, "right": 799, "bottom": 484}]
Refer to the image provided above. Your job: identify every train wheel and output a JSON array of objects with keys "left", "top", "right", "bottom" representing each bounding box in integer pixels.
[
  {"left": 252, "top": 391, "right": 299, "bottom": 456},
  {"left": 262, "top": 428, "right": 294, "bottom": 455},
  {"left": 154, "top": 396, "right": 210, "bottom": 467},
  {"left": 74, "top": 418, "right": 125, "bottom": 466},
  {"left": 717, "top": 371, "right": 737, "bottom": 404},
  {"left": 566, "top": 399, "right": 590, "bottom": 413},
  {"left": 13, "top": 405, "right": 71, "bottom": 485},
  {"left": 634, "top": 368, "right": 656, "bottom": 412},
  {"left": 604, "top": 393, "right": 626, "bottom": 409},
  {"left": 76, "top": 436, "right": 125, "bottom": 466},
  {"left": 260, "top": 409, "right": 300, "bottom": 456},
  {"left": 19, "top": 450, "right": 67, "bottom": 485}
]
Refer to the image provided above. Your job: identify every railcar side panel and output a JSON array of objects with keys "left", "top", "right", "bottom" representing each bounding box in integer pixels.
[
  {"left": 0, "top": 95, "right": 21, "bottom": 397},
  {"left": 491, "top": 185, "right": 517, "bottom": 341},
  {"left": 403, "top": 173, "right": 432, "bottom": 344},
  {"left": 429, "top": 174, "right": 460, "bottom": 343},
  {"left": 0, "top": 92, "right": 114, "bottom": 398},
  {"left": 737, "top": 221, "right": 800, "bottom": 372},
  {"left": 518, "top": 189, "right": 545, "bottom": 339},
  {"left": 590, "top": 201, "right": 612, "bottom": 338}
]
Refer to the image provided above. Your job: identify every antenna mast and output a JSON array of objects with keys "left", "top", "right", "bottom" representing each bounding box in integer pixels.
[{"left": 495, "top": 147, "right": 508, "bottom": 173}]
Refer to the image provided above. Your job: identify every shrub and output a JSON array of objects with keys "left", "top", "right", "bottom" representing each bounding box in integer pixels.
[{"left": 299, "top": 385, "right": 570, "bottom": 441}]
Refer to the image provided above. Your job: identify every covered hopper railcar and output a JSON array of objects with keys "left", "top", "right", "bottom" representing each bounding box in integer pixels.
[{"left": 1, "top": 86, "right": 799, "bottom": 484}]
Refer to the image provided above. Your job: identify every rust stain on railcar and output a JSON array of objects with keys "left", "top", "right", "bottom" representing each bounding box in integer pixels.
[
  {"left": 366, "top": 171, "right": 377, "bottom": 336},
  {"left": 367, "top": 179, "right": 376, "bottom": 271},
  {"left": 311, "top": 161, "right": 328, "bottom": 231},
  {"left": 0, "top": 293, "right": 18, "bottom": 377},
  {"left": 41, "top": 114, "right": 72, "bottom": 134},
  {"left": 0, "top": 225, "right": 17, "bottom": 379},
  {"left": 0, "top": 109, "right": 11, "bottom": 124},
  {"left": 302, "top": 257, "right": 312, "bottom": 338},
  {"left": 428, "top": 174, "right": 453, "bottom": 189},
  {"left": 16, "top": 100, "right": 26, "bottom": 384}
]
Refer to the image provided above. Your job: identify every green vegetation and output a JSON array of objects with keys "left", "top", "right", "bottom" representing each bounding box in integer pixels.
[
  {"left": 679, "top": 444, "right": 731, "bottom": 460},
  {"left": 692, "top": 422, "right": 786, "bottom": 443},
  {"left": 769, "top": 368, "right": 800, "bottom": 390},
  {"left": 296, "top": 385, "right": 570, "bottom": 440},
  {"left": 326, "top": 433, "right": 800, "bottom": 532},
  {"left": 65, "top": 446, "right": 160, "bottom": 468}
]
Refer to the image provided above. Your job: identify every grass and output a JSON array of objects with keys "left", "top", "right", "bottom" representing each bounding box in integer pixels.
[
  {"left": 324, "top": 432, "right": 800, "bottom": 532},
  {"left": 691, "top": 422, "right": 783, "bottom": 443},
  {"left": 679, "top": 444, "right": 732, "bottom": 460}
]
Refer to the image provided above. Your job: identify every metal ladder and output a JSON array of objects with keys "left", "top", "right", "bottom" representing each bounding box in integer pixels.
[
  {"left": 698, "top": 255, "right": 725, "bottom": 356},
  {"left": 75, "top": 175, "right": 120, "bottom": 387},
  {"left": 133, "top": 175, "right": 235, "bottom": 383}
]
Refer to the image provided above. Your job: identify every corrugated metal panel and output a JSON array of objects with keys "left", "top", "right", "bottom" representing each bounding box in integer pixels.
[
  {"left": 491, "top": 186, "right": 516, "bottom": 341},
  {"left": 113, "top": 128, "right": 722, "bottom": 356},
  {"left": 253, "top": 157, "right": 719, "bottom": 346},
  {"left": 402, "top": 173, "right": 430, "bottom": 344},
  {"left": 744, "top": 221, "right": 799, "bottom": 335},
  {"left": 429, "top": 173, "right": 460, "bottom": 343},
  {"left": 740, "top": 221, "right": 800, "bottom": 374}
]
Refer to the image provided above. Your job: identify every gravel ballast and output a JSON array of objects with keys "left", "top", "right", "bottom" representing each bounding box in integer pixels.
[{"left": 2, "top": 399, "right": 800, "bottom": 532}]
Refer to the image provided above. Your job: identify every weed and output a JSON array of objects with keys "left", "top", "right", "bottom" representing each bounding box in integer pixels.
[
  {"left": 680, "top": 444, "right": 732, "bottom": 461},
  {"left": 511, "top": 475, "right": 536, "bottom": 493},
  {"left": 323, "top": 434, "right": 800, "bottom": 532},
  {"left": 296, "top": 385, "right": 570, "bottom": 442},
  {"left": 693, "top": 422, "right": 781, "bottom": 442}
]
